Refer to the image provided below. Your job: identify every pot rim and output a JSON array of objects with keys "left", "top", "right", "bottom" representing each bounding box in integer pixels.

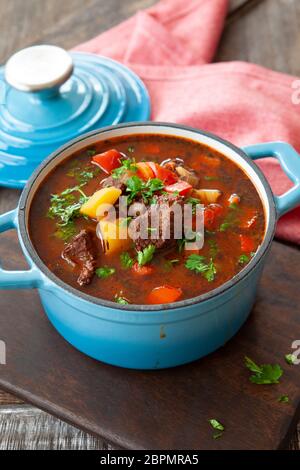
[{"left": 18, "top": 122, "right": 277, "bottom": 312}]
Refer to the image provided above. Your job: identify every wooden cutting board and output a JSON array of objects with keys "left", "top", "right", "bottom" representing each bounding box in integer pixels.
[{"left": 0, "top": 229, "right": 299, "bottom": 450}]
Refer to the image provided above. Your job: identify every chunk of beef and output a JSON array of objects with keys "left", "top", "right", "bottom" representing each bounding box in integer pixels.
[
  {"left": 62, "top": 230, "right": 96, "bottom": 286},
  {"left": 130, "top": 195, "right": 184, "bottom": 252},
  {"left": 161, "top": 158, "right": 199, "bottom": 187}
]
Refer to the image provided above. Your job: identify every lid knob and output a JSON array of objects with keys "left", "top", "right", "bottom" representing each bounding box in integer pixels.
[{"left": 5, "top": 45, "right": 73, "bottom": 93}]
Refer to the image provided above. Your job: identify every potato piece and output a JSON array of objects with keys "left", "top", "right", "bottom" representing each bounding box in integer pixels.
[
  {"left": 193, "top": 189, "right": 222, "bottom": 204},
  {"left": 98, "top": 218, "right": 131, "bottom": 255},
  {"left": 80, "top": 187, "right": 121, "bottom": 219}
]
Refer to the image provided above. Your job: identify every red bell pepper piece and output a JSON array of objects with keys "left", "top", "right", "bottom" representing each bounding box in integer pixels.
[
  {"left": 239, "top": 234, "right": 255, "bottom": 253},
  {"left": 92, "top": 149, "right": 122, "bottom": 174},
  {"left": 204, "top": 204, "right": 224, "bottom": 230},
  {"left": 146, "top": 162, "right": 178, "bottom": 185},
  {"left": 147, "top": 285, "right": 183, "bottom": 304},
  {"left": 164, "top": 180, "right": 192, "bottom": 196}
]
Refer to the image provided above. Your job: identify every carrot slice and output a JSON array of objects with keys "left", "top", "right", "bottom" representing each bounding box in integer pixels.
[
  {"left": 136, "top": 162, "right": 155, "bottom": 181},
  {"left": 147, "top": 285, "right": 183, "bottom": 304}
]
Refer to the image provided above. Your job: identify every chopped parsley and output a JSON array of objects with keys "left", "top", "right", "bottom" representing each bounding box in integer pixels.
[
  {"left": 244, "top": 356, "right": 283, "bottom": 384},
  {"left": 95, "top": 266, "right": 116, "bottom": 279},
  {"left": 137, "top": 244, "right": 156, "bottom": 266},
  {"left": 209, "top": 419, "right": 225, "bottom": 439},
  {"left": 114, "top": 293, "right": 129, "bottom": 305},
  {"left": 185, "top": 255, "right": 216, "bottom": 282},
  {"left": 278, "top": 395, "right": 289, "bottom": 404},
  {"left": 209, "top": 419, "right": 225, "bottom": 431},
  {"left": 120, "top": 252, "right": 134, "bottom": 269},
  {"left": 285, "top": 353, "right": 296, "bottom": 365},
  {"left": 86, "top": 149, "right": 96, "bottom": 156},
  {"left": 112, "top": 158, "right": 137, "bottom": 179},
  {"left": 208, "top": 239, "right": 218, "bottom": 258},
  {"left": 47, "top": 185, "right": 88, "bottom": 241},
  {"left": 125, "top": 176, "right": 164, "bottom": 204},
  {"left": 67, "top": 165, "right": 100, "bottom": 184},
  {"left": 219, "top": 222, "right": 231, "bottom": 232},
  {"left": 238, "top": 254, "right": 250, "bottom": 265},
  {"left": 163, "top": 259, "right": 179, "bottom": 271}
]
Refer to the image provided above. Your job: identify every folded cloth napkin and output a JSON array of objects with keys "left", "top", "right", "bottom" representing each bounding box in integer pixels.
[{"left": 75, "top": 0, "right": 300, "bottom": 244}]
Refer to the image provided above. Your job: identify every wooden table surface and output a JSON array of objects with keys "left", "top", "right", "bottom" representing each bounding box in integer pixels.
[{"left": 0, "top": 0, "right": 299, "bottom": 450}]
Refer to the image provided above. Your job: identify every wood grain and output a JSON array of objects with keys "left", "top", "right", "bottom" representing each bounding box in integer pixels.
[
  {"left": 0, "top": 406, "right": 115, "bottom": 450},
  {"left": 0, "top": 0, "right": 299, "bottom": 451}
]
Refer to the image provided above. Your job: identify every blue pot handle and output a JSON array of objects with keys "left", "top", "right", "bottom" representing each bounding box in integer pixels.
[
  {"left": 0, "top": 209, "right": 43, "bottom": 289},
  {"left": 243, "top": 142, "right": 300, "bottom": 218}
]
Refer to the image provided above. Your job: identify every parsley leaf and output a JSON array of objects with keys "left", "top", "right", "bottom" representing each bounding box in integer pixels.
[
  {"left": 114, "top": 293, "right": 129, "bottom": 305},
  {"left": 244, "top": 356, "right": 283, "bottom": 384},
  {"left": 67, "top": 165, "right": 100, "bottom": 184},
  {"left": 285, "top": 353, "right": 296, "bottom": 365},
  {"left": 120, "top": 252, "right": 134, "bottom": 269},
  {"left": 238, "top": 254, "right": 250, "bottom": 265},
  {"left": 125, "top": 176, "right": 164, "bottom": 204},
  {"left": 209, "top": 418, "right": 225, "bottom": 440},
  {"left": 278, "top": 395, "right": 289, "bottom": 404},
  {"left": 185, "top": 255, "right": 216, "bottom": 282},
  {"left": 95, "top": 266, "right": 115, "bottom": 279},
  {"left": 112, "top": 158, "right": 137, "bottom": 179},
  {"left": 137, "top": 245, "right": 156, "bottom": 266},
  {"left": 209, "top": 419, "right": 225, "bottom": 431},
  {"left": 86, "top": 149, "right": 96, "bottom": 156},
  {"left": 208, "top": 239, "right": 218, "bottom": 258}
]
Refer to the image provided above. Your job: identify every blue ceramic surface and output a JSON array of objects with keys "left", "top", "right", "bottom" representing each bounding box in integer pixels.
[
  {"left": 1, "top": 123, "right": 300, "bottom": 369},
  {"left": 0, "top": 53, "right": 150, "bottom": 188}
]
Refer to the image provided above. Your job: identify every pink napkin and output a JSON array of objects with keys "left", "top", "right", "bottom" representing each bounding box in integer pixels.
[{"left": 75, "top": 0, "right": 300, "bottom": 244}]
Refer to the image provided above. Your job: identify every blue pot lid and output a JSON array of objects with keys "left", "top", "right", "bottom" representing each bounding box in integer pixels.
[{"left": 0, "top": 45, "right": 150, "bottom": 188}]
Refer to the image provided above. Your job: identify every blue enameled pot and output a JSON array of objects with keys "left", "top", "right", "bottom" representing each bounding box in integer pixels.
[{"left": 1, "top": 123, "right": 300, "bottom": 369}]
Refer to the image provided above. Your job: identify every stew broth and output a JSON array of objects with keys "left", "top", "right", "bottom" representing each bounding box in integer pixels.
[{"left": 29, "top": 134, "right": 265, "bottom": 305}]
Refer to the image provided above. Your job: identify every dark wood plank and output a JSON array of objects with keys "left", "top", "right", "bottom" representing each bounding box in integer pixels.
[
  {"left": 0, "top": 392, "right": 23, "bottom": 405},
  {"left": 0, "top": 240, "right": 299, "bottom": 450}
]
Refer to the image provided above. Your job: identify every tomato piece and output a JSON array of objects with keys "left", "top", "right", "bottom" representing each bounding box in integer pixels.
[
  {"left": 132, "top": 262, "right": 154, "bottom": 276},
  {"left": 239, "top": 234, "right": 255, "bottom": 253},
  {"left": 92, "top": 149, "right": 122, "bottom": 174},
  {"left": 164, "top": 180, "right": 192, "bottom": 196},
  {"left": 240, "top": 208, "right": 258, "bottom": 229},
  {"left": 147, "top": 285, "right": 183, "bottom": 304},
  {"left": 204, "top": 204, "right": 224, "bottom": 229},
  {"left": 147, "top": 162, "right": 178, "bottom": 185},
  {"left": 136, "top": 162, "right": 155, "bottom": 181}
]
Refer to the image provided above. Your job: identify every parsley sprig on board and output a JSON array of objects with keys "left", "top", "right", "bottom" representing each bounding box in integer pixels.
[
  {"left": 185, "top": 254, "right": 216, "bottom": 282},
  {"left": 244, "top": 356, "right": 283, "bottom": 384}
]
